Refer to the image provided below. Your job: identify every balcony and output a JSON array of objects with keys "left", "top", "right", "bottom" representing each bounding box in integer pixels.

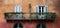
[{"left": 4, "top": 12, "right": 56, "bottom": 22}]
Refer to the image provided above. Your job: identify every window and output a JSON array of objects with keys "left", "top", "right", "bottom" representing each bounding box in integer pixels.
[
  {"left": 36, "top": 23, "right": 46, "bottom": 28},
  {"left": 13, "top": 23, "right": 23, "bottom": 28},
  {"left": 36, "top": 6, "right": 48, "bottom": 14},
  {"left": 36, "top": 5, "right": 48, "bottom": 19},
  {"left": 14, "top": 5, "right": 22, "bottom": 19},
  {"left": 14, "top": 5, "right": 22, "bottom": 12}
]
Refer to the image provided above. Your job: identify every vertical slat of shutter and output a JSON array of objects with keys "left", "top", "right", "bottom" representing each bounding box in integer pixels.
[
  {"left": 36, "top": 6, "right": 39, "bottom": 13},
  {"left": 20, "top": 5, "right": 22, "bottom": 12},
  {"left": 14, "top": 5, "right": 17, "bottom": 12},
  {"left": 44, "top": 6, "right": 48, "bottom": 12},
  {"left": 16, "top": 5, "right": 19, "bottom": 12},
  {"left": 44, "top": 6, "right": 45, "bottom": 12},
  {"left": 46, "top": 6, "right": 48, "bottom": 12}
]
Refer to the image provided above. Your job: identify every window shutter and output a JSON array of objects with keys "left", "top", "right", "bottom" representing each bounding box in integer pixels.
[
  {"left": 44, "top": 6, "right": 48, "bottom": 12},
  {"left": 36, "top": 6, "right": 39, "bottom": 13}
]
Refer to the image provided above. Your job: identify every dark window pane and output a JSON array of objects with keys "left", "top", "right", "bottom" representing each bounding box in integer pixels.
[
  {"left": 13, "top": 23, "right": 23, "bottom": 28},
  {"left": 42, "top": 6, "right": 44, "bottom": 15},
  {"left": 36, "top": 23, "right": 46, "bottom": 28},
  {"left": 39, "top": 6, "right": 41, "bottom": 15},
  {"left": 39, "top": 6, "right": 41, "bottom": 9},
  {"left": 42, "top": 6, "right": 44, "bottom": 13}
]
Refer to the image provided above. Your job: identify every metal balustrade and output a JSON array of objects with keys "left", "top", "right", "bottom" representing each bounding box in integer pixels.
[{"left": 4, "top": 12, "right": 56, "bottom": 22}]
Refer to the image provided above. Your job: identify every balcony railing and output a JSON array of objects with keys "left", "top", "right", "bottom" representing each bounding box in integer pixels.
[{"left": 4, "top": 12, "right": 56, "bottom": 22}]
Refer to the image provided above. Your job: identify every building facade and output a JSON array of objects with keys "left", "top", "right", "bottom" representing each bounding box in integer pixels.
[{"left": 0, "top": 0, "right": 60, "bottom": 28}]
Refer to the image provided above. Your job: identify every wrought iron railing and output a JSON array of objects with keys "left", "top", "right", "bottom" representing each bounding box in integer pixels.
[{"left": 4, "top": 12, "right": 56, "bottom": 21}]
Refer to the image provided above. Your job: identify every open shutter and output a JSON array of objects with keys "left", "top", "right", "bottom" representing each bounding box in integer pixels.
[{"left": 44, "top": 6, "right": 48, "bottom": 12}]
